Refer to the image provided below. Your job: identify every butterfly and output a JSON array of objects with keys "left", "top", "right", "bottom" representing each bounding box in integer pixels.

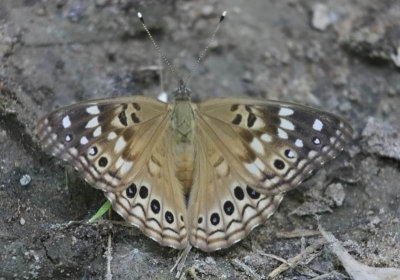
[{"left": 35, "top": 77, "right": 353, "bottom": 252}]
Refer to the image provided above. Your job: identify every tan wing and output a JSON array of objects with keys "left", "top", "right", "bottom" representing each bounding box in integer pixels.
[
  {"left": 36, "top": 96, "right": 188, "bottom": 249},
  {"left": 187, "top": 97, "right": 352, "bottom": 251},
  {"left": 36, "top": 96, "right": 169, "bottom": 192},
  {"left": 188, "top": 121, "right": 283, "bottom": 251},
  {"left": 105, "top": 130, "right": 188, "bottom": 249},
  {"left": 196, "top": 98, "right": 353, "bottom": 196}
]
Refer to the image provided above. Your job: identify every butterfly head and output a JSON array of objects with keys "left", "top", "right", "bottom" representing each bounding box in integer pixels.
[{"left": 173, "top": 80, "right": 192, "bottom": 101}]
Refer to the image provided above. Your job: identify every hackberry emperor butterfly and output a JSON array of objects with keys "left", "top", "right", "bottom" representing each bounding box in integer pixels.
[{"left": 35, "top": 12, "right": 353, "bottom": 252}]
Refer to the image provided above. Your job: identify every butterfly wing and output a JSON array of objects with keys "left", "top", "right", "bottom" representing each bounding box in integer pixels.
[
  {"left": 105, "top": 130, "right": 188, "bottom": 249},
  {"left": 187, "top": 98, "right": 352, "bottom": 251},
  {"left": 36, "top": 96, "right": 188, "bottom": 249},
  {"left": 36, "top": 96, "right": 169, "bottom": 192},
  {"left": 196, "top": 98, "right": 353, "bottom": 195},
  {"left": 188, "top": 123, "right": 284, "bottom": 251}
]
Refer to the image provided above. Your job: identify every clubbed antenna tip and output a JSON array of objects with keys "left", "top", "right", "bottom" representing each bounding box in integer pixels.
[
  {"left": 137, "top": 12, "right": 144, "bottom": 23},
  {"left": 220, "top": 11, "right": 227, "bottom": 22}
]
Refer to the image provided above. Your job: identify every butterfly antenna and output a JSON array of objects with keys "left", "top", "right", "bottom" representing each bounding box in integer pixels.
[
  {"left": 137, "top": 12, "right": 182, "bottom": 83},
  {"left": 184, "top": 11, "right": 227, "bottom": 87}
]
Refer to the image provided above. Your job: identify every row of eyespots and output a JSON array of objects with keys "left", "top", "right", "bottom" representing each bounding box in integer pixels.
[
  {"left": 125, "top": 184, "right": 180, "bottom": 224},
  {"left": 197, "top": 186, "right": 261, "bottom": 226}
]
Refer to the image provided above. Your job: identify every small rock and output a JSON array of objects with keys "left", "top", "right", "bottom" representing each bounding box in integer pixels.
[
  {"left": 19, "top": 174, "right": 31, "bottom": 186},
  {"left": 361, "top": 117, "right": 400, "bottom": 160},
  {"left": 20, "top": 217, "right": 25, "bottom": 225},
  {"left": 370, "top": 216, "right": 381, "bottom": 227},
  {"left": 325, "top": 183, "right": 346, "bottom": 207},
  {"left": 311, "top": 4, "right": 336, "bottom": 31},
  {"left": 201, "top": 5, "right": 214, "bottom": 17},
  {"left": 390, "top": 46, "right": 400, "bottom": 68},
  {"left": 95, "top": 0, "right": 108, "bottom": 7},
  {"left": 205, "top": 256, "right": 216, "bottom": 265}
]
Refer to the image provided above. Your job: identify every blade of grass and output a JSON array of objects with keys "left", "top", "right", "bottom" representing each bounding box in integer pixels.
[{"left": 89, "top": 200, "right": 112, "bottom": 223}]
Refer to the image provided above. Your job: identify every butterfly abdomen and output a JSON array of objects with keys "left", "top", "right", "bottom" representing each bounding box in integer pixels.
[
  {"left": 170, "top": 101, "right": 197, "bottom": 195},
  {"left": 174, "top": 143, "right": 195, "bottom": 195}
]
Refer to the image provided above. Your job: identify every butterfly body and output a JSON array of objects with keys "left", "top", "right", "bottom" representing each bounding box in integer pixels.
[
  {"left": 36, "top": 86, "right": 352, "bottom": 252},
  {"left": 170, "top": 84, "right": 197, "bottom": 194}
]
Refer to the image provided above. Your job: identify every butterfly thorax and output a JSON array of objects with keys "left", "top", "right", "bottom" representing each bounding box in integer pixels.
[{"left": 170, "top": 96, "right": 196, "bottom": 195}]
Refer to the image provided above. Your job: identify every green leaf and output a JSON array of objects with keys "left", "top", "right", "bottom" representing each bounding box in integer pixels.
[{"left": 89, "top": 200, "right": 112, "bottom": 223}]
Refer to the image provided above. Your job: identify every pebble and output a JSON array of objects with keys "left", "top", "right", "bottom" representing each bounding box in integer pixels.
[
  {"left": 20, "top": 174, "right": 31, "bottom": 186},
  {"left": 201, "top": 5, "right": 214, "bottom": 17},
  {"left": 325, "top": 183, "right": 345, "bottom": 206},
  {"left": 390, "top": 46, "right": 400, "bottom": 68},
  {"left": 311, "top": 4, "right": 335, "bottom": 31}
]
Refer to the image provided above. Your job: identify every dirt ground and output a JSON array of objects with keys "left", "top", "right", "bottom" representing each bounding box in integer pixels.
[{"left": 0, "top": 0, "right": 399, "bottom": 279}]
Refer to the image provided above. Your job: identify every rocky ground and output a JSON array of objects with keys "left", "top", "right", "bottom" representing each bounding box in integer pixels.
[{"left": 0, "top": 0, "right": 399, "bottom": 279}]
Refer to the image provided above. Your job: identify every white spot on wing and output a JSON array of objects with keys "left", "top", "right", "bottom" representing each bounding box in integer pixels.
[
  {"left": 252, "top": 118, "right": 265, "bottom": 129},
  {"left": 254, "top": 158, "right": 265, "bottom": 170},
  {"left": 89, "top": 147, "right": 96, "bottom": 155},
  {"left": 86, "top": 117, "right": 99, "bottom": 128},
  {"left": 245, "top": 163, "right": 262, "bottom": 177},
  {"left": 279, "top": 107, "right": 294, "bottom": 116},
  {"left": 308, "top": 150, "right": 318, "bottom": 159},
  {"left": 80, "top": 136, "right": 89, "bottom": 145},
  {"left": 69, "top": 147, "right": 78, "bottom": 156},
  {"left": 115, "top": 137, "right": 126, "bottom": 153},
  {"left": 278, "top": 128, "right": 288, "bottom": 139},
  {"left": 93, "top": 126, "right": 102, "bottom": 137},
  {"left": 121, "top": 161, "right": 133, "bottom": 174},
  {"left": 250, "top": 138, "right": 264, "bottom": 155},
  {"left": 86, "top": 105, "right": 100, "bottom": 115},
  {"left": 107, "top": 132, "right": 117, "bottom": 140},
  {"left": 65, "top": 135, "right": 72, "bottom": 142},
  {"left": 261, "top": 133, "right": 272, "bottom": 142},
  {"left": 62, "top": 116, "right": 71, "bottom": 128},
  {"left": 280, "top": 118, "right": 295, "bottom": 130},
  {"left": 158, "top": 91, "right": 168, "bottom": 102},
  {"left": 313, "top": 119, "right": 323, "bottom": 131},
  {"left": 115, "top": 157, "right": 124, "bottom": 169},
  {"left": 295, "top": 139, "right": 303, "bottom": 147}
]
